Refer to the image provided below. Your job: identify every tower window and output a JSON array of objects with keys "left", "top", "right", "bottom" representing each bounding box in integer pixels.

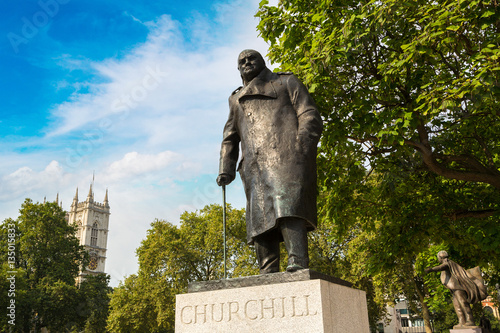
[
  {"left": 76, "top": 221, "right": 82, "bottom": 239},
  {"left": 91, "top": 222, "right": 98, "bottom": 246}
]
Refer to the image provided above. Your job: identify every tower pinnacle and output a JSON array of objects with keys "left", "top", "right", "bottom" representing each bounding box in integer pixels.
[
  {"left": 71, "top": 187, "right": 79, "bottom": 209},
  {"left": 87, "top": 184, "right": 94, "bottom": 202},
  {"left": 103, "top": 188, "right": 109, "bottom": 207}
]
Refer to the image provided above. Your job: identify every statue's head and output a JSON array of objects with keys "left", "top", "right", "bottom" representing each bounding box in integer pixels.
[
  {"left": 437, "top": 250, "right": 449, "bottom": 263},
  {"left": 237, "top": 49, "right": 266, "bottom": 84}
]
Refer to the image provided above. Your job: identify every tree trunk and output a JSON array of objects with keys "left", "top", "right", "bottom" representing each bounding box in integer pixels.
[{"left": 414, "top": 277, "right": 433, "bottom": 333}]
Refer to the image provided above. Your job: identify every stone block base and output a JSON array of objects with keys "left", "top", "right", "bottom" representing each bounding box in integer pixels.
[
  {"left": 451, "top": 327, "right": 482, "bottom": 333},
  {"left": 175, "top": 271, "right": 369, "bottom": 333}
]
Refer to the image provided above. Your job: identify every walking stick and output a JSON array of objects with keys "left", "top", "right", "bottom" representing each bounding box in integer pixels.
[{"left": 222, "top": 184, "right": 227, "bottom": 279}]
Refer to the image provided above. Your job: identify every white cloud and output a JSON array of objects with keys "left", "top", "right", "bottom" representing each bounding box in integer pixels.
[
  {"left": 108, "top": 151, "right": 177, "bottom": 175},
  {"left": 46, "top": 4, "right": 271, "bottom": 142},
  {"left": 0, "top": 160, "right": 68, "bottom": 200},
  {"left": 104, "top": 150, "right": 199, "bottom": 182}
]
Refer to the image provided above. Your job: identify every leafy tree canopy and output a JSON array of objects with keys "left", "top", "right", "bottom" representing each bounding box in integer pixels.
[
  {"left": 78, "top": 274, "right": 113, "bottom": 333},
  {"left": 257, "top": 0, "right": 500, "bottom": 331},
  {"left": 257, "top": 0, "right": 500, "bottom": 199},
  {"left": 0, "top": 199, "right": 111, "bottom": 332},
  {"left": 16, "top": 199, "right": 86, "bottom": 286}
]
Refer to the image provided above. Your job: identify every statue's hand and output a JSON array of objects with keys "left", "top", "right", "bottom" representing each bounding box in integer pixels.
[
  {"left": 424, "top": 268, "right": 431, "bottom": 274},
  {"left": 216, "top": 174, "right": 233, "bottom": 186}
]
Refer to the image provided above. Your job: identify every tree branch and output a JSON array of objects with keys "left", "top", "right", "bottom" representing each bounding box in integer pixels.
[
  {"left": 347, "top": 128, "right": 500, "bottom": 189},
  {"left": 435, "top": 153, "right": 499, "bottom": 175},
  {"left": 409, "top": 125, "right": 500, "bottom": 189},
  {"left": 445, "top": 209, "right": 497, "bottom": 220},
  {"left": 473, "top": 134, "right": 495, "bottom": 168}
]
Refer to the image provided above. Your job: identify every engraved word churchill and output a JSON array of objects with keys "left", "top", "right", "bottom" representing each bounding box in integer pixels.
[{"left": 180, "top": 294, "right": 317, "bottom": 325}]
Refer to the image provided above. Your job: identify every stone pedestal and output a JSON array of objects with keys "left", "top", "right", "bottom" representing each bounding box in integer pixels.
[
  {"left": 450, "top": 327, "right": 482, "bottom": 333},
  {"left": 175, "top": 269, "right": 370, "bottom": 333}
]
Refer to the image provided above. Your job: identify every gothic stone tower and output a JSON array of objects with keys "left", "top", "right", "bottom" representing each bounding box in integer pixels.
[{"left": 67, "top": 185, "right": 110, "bottom": 283}]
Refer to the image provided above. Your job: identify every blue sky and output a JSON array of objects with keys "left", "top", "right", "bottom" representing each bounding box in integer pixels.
[{"left": 1, "top": 0, "right": 275, "bottom": 286}]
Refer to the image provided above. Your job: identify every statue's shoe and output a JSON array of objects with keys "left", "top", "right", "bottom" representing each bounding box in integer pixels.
[{"left": 286, "top": 264, "right": 305, "bottom": 272}]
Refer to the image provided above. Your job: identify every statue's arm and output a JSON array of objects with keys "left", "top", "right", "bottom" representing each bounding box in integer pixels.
[
  {"left": 218, "top": 101, "right": 240, "bottom": 185},
  {"left": 424, "top": 263, "right": 448, "bottom": 274},
  {"left": 287, "top": 75, "right": 323, "bottom": 155}
]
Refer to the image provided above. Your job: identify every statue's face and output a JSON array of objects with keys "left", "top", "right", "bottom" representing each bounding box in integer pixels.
[
  {"left": 437, "top": 251, "right": 448, "bottom": 263},
  {"left": 238, "top": 50, "right": 265, "bottom": 83}
]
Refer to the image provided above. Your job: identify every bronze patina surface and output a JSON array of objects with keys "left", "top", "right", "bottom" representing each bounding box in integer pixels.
[
  {"left": 425, "top": 251, "right": 487, "bottom": 328},
  {"left": 217, "top": 50, "right": 322, "bottom": 274}
]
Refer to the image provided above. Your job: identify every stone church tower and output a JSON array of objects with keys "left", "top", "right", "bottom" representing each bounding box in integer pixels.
[{"left": 67, "top": 185, "right": 110, "bottom": 283}]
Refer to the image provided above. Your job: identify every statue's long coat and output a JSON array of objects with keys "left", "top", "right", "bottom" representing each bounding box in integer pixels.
[
  {"left": 219, "top": 68, "right": 322, "bottom": 244},
  {"left": 440, "top": 261, "right": 487, "bottom": 303}
]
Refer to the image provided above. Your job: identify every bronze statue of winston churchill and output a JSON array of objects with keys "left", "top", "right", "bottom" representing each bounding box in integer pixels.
[{"left": 217, "top": 49, "right": 323, "bottom": 274}]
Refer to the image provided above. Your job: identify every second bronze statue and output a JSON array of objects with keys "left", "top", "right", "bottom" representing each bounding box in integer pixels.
[
  {"left": 217, "top": 49, "right": 323, "bottom": 274},
  {"left": 425, "top": 251, "right": 487, "bottom": 328}
]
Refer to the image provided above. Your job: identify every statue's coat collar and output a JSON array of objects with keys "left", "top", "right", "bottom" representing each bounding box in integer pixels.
[{"left": 237, "top": 68, "right": 277, "bottom": 100}]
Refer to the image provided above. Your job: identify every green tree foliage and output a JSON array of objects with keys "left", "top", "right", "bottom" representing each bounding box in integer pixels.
[
  {"left": 107, "top": 204, "right": 256, "bottom": 332},
  {"left": 78, "top": 274, "right": 113, "bottom": 333},
  {"left": 257, "top": 0, "right": 500, "bottom": 330},
  {"left": 0, "top": 262, "right": 30, "bottom": 332},
  {"left": 34, "top": 280, "right": 81, "bottom": 330},
  {"left": 0, "top": 199, "right": 111, "bottom": 332},
  {"left": 257, "top": 0, "right": 500, "bottom": 188},
  {"left": 257, "top": 0, "right": 500, "bottom": 221},
  {"left": 483, "top": 311, "right": 500, "bottom": 333},
  {"left": 107, "top": 274, "right": 159, "bottom": 332},
  {"left": 17, "top": 199, "right": 86, "bottom": 286}
]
